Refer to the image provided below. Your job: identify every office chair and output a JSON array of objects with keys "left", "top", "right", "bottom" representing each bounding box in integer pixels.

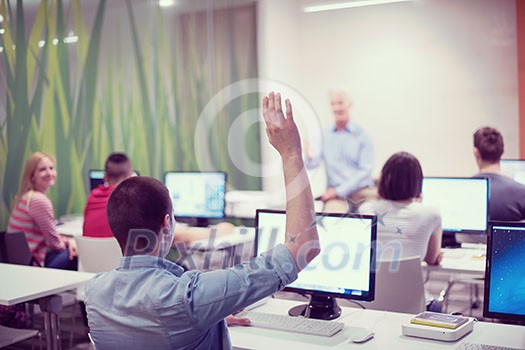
[
  {"left": 71, "top": 236, "right": 121, "bottom": 348},
  {"left": 0, "top": 231, "right": 41, "bottom": 266},
  {"left": 74, "top": 236, "right": 121, "bottom": 274},
  {"left": 365, "top": 256, "right": 427, "bottom": 314}
]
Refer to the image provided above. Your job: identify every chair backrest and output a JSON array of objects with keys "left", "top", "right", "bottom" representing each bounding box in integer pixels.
[
  {"left": 365, "top": 256, "right": 426, "bottom": 314},
  {"left": 0, "top": 231, "right": 39, "bottom": 266},
  {"left": 75, "top": 236, "right": 122, "bottom": 273},
  {"left": 0, "top": 231, "right": 6, "bottom": 262}
]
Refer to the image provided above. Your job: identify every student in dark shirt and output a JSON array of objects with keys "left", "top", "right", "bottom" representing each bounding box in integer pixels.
[{"left": 473, "top": 127, "right": 525, "bottom": 221}]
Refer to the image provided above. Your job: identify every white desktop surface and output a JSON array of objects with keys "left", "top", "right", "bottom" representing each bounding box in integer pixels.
[
  {"left": 229, "top": 298, "right": 525, "bottom": 349},
  {"left": 56, "top": 216, "right": 84, "bottom": 237},
  {"left": 56, "top": 215, "right": 255, "bottom": 254},
  {"left": 188, "top": 227, "right": 255, "bottom": 250},
  {"left": 225, "top": 190, "right": 285, "bottom": 219},
  {"left": 424, "top": 244, "right": 486, "bottom": 276},
  {"left": 225, "top": 190, "right": 324, "bottom": 218},
  {"left": 0, "top": 263, "right": 94, "bottom": 305}
]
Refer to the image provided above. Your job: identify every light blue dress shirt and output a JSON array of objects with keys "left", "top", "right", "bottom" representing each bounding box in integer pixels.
[
  {"left": 306, "top": 122, "right": 374, "bottom": 198},
  {"left": 85, "top": 244, "right": 297, "bottom": 350}
]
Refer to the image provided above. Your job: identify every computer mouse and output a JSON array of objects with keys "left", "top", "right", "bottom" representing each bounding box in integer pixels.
[{"left": 348, "top": 328, "right": 375, "bottom": 343}]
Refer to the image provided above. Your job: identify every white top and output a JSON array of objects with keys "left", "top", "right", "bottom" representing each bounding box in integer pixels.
[{"left": 359, "top": 199, "right": 441, "bottom": 261}]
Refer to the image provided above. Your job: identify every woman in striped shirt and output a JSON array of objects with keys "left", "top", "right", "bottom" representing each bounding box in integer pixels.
[{"left": 7, "top": 152, "right": 78, "bottom": 270}]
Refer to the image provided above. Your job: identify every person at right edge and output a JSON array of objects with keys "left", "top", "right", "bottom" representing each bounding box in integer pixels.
[
  {"left": 472, "top": 126, "right": 525, "bottom": 221},
  {"left": 84, "top": 92, "right": 321, "bottom": 349}
]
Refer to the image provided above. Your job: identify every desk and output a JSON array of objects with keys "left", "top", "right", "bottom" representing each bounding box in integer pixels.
[
  {"left": 56, "top": 216, "right": 84, "bottom": 237},
  {"left": 180, "top": 227, "right": 255, "bottom": 270},
  {"left": 424, "top": 244, "right": 486, "bottom": 276},
  {"left": 225, "top": 190, "right": 282, "bottom": 219},
  {"left": 225, "top": 190, "right": 324, "bottom": 219},
  {"left": 56, "top": 215, "right": 256, "bottom": 270},
  {"left": 423, "top": 245, "right": 487, "bottom": 313},
  {"left": 0, "top": 263, "right": 94, "bottom": 350},
  {"left": 229, "top": 298, "right": 525, "bottom": 349}
]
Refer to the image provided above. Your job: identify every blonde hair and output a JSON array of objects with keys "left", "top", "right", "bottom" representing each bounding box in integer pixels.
[{"left": 13, "top": 152, "right": 56, "bottom": 208}]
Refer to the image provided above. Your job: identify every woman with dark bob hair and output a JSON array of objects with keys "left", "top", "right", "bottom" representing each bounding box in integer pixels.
[
  {"left": 359, "top": 151, "right": 443, "bottom": 266},
  {"left": 360, "top": 152, "right": 443, "bottom": 311}
]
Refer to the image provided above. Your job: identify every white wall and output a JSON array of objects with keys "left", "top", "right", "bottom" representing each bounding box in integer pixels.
[{"left": 258, "top": 0, "right": 519, "bottom": 194}]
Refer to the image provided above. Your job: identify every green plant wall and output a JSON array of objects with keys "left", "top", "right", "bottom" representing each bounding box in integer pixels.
[{"left": 0, "top": 0, "right": 261, "bottom": 229}]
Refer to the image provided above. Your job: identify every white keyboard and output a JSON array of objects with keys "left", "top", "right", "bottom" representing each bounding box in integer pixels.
[
  {"left": 239, "top": 311, "right": 345, "bottom": 337},
  {"left": 456, "top": 343, "right": 524, "bottom": 350}
]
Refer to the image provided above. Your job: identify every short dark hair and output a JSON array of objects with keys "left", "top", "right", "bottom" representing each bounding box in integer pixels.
[
  {"left": 378, "top": 152, "right": 423, "bottom": 201},
  {"left": 473, "top": 127, "right": 504, "bottom": 163},
  {"left": 105, "top": 152, "right": 132, "bottom": 182},
  {"left": 107, "top": 177, "right": 172, "bottom": 252}
]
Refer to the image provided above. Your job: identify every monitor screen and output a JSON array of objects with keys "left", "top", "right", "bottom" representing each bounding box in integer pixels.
[
  {"left": 164, "top": 171, "right": 227, "bottom": 223},
  {"left": 421, "top": 177, "right": 489, "bottom": 233},
  {"left": 88, "top": 169, "right": 139, "bottom": 191},
  {"left": 255, "top": 209, "right": 377, "bottom": 320},
  {"left": 484, "top": 221, "right": 525, "bottom": 322},
  {"left": 500, "top": 159, "right": 525, "bottom": 185}
]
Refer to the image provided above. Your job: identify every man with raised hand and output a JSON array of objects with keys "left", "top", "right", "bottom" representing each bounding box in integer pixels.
[{"left": 84, "top": 92, "right": 320, "bottom": 349}]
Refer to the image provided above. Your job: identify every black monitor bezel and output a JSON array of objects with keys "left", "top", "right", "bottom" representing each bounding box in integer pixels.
[
  {"left": 483, "top": 220, "right": 525, "bottom": 321},
  {"left": 163, "top": 171, "right": 227, "bottom": 220},
  {"left": 422, "top": 176, "right": 489, "bottom": 234},
  {"left": 255, "top": 209, "right": 377, "bottom": 302}
]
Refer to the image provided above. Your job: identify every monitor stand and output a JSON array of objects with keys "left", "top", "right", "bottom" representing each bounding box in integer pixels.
[
  {"left": 455, "top": 232, "right": 487, "bottom": 245},
  {"left": 193, "top": 218, "right": 211, "bottom": 228},
  {"left": 175, "top": 217, "right": 210, "bottom": 228},
  {"left": 288, "top": 295, "right": 341, "bottom": 320},
  {"left": 441, "top": 231, "right": 461, "bottom": 248}
]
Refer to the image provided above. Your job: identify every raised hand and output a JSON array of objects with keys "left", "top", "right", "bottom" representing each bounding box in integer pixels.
[
  {"left": 261, "top": 91, "right": 320, "bottom": 271},
  {"left": 262, "top": 92, "right": 301, "bottom": 159}
]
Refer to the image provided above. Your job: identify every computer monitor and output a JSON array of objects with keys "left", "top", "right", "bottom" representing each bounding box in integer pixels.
[
  {"left": 88, "top": 169, "right": 139, "bottom": 191},
  {"left": 255, "top": 209, "right": 377, "bottom": 320},
  {"left": 422, "top": 177, "right": 489, "bottom": 246},
  {"left": 164, "top": 171, "right": 227, "bottom": 227},
  {"left": 500, "top": 159, "right": 525, "bottom": 185},
  {"left": 483, "top": 221, "right": 525, "bottom": 322}
]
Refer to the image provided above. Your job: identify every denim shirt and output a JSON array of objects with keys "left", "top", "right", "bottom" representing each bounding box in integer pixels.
[{"left": 85, "top": 244, "right": 298, "bottom": 350}]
